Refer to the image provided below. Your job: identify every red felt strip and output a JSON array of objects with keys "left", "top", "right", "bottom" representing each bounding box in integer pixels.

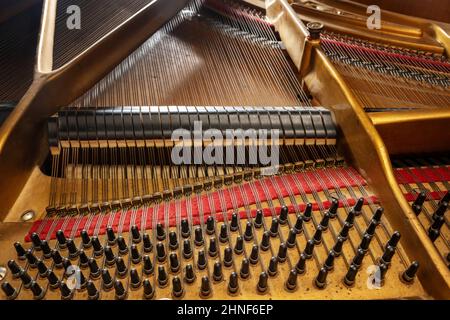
[{"left": 395, "top": 166, "right": 450, "bottom": 184}]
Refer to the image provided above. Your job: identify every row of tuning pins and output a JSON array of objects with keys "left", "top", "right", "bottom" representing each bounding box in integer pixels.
[
  {"left": 2, "top": 199, "right": 419, "bottom": 299},
  {"left": 412, "top": 191, "right": 449, "bottom": 242},
  {"left": 3, "top": 226, "right": 157, "bottom": 300}
]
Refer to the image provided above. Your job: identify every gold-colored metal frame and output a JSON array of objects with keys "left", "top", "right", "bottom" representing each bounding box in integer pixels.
[{"left": 267, "top": 0, "right": 450, "bottom": 298}]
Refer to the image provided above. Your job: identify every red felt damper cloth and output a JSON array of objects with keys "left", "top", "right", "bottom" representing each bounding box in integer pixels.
[{"left": 26, "top": 167, "right": 369, "bottom": 241}]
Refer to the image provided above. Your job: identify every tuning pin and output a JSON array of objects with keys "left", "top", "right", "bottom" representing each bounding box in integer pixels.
[
  {"left": 313, "top": 226, "right": 323, "bottom": 245},
  {"left": 7, "top": 260, "right": 21, "bottom": 278},
  {"left": 324, "top": 250, "right": 336, "bottom": 271},
  {"left": 269, "top": 218, "right": 279, "bottom": 237},
  {"left": 304, "top": 239, "right": 315, "bottom": 259},
  {"left": 80, "top": 229, "right": 91, "bottom": 248},
  {"left": 67, "top": 239, "right": 79, "bottom": 259},
  {"left": 25, "top": 249, "right": 38, "bottom": 268},
  {"left": 129, "top": 268, "right": 141, "bottom": 289},
  {"left": 194, "top": 227, "right": 204, "bottom": 246},
  {"left": 234, "top": 236, "right": 244, "bottom": 255},
  {"left": 359, "top": 233, "right": 372, "bottom": 253},
  {"left": 432, "top": 202, "right": 448, "bottom": 221},
  {"left": 48, "top": 269, "right": 61, "bottom": 289},
  {"left": 353, "top": 197, "right": 364, "bottom": 216},
  {"left": 31, "top": 232, "right": 42, "bottom": 250},
  {"left": 183, "top": 239, "right": 193, "bottom": 259},
  {"left": 428, "top": 216, "right": 445, "bottom": 242},
  {"left": 56, "top": 230, "right": 67, "bottom": 248},
  {"left": 412, "top": 192, "right": 427, "bottom": 215},
  {"left": 319, "top": 212, "right": 331, "bottom": 230},
  {"left": 130, "top": 225, "right": 141, "bottom": 244},
  {"left": 91, "top": 236, "right": 103, "bottom": 257},
  {"left": 285, "top": 269, "right": 298, "bottom": 291},
  {"left": 170, "top": 253, "right": 180, "bottom": 273},
  {"left": 156, "top": 242, "right": 166, "bottom": 262},
  {"left": 345, "top": 210, "right": 355, "bottom": 227},
  {"left": 102, "top": 268, "right": 113, "bottom": 290},
  {"left": 219, "top": 224, "right": 229, "bottom": 243},
  {"left": 88, "top": 257, "right": 101, "bottom": 279},
  {"left": 181, "top": 218, "right": 190, "bottom": 238},
  {"left": 240, "top": 258, "right": 250, "bottom": 279},
  {"left": 260, "top": 231, "right": 270, "bottom": 251},
  {"left": 78, "top": 269, "right": 88, "bottom": 290},
  {"left": 344, "top": 264, "right": 358, "bottom": 287},
  {"left": 172, "top": 276, "right": 184, "bottom": 298},
  {"left": 330, "top": 198, "right": 339, "bottom": 216},
  {"left": 60, "top": 281, "right": 74, "bottom": 300},
  {"left": 206, "top": 216, "right": 215, "bottom": 235},
  {"left": 315, "top": 267, "right": 328, "bottom": 289},
  {"left": 143, "top": 233, "right": 153, "bottom": 253},
  {"left": 115, "top": 256, "right": 128, "bottom": 278},
  {"left": 230, "top": 212, "right": 240, "bottom": 231},
  {"left": 143, "top": 255, "right": 154, "bottom": 275},
  {"left": 279, "top": 205, "right": 289, "bottom": 224},
  {"left": 386, "top": 231, "right": 401, "bottom": 249},
  {"left": 257, "top": 272, "right": 268, "bottom": 293},
  {"left": 37, "top": 259, "right": 50, "bottom": 278},
  {"left": 268, "top": 256, "right": 278, "bottom": 276},
  {"left": 287, "top": 228, "right": 297, "bottom": 248},
  {"left": 213, "top": 261, "right": 223, "bottom": 282},
  {"left": 303, "top": 203, "right": 312, "bottom": 222},
  {"left": 244, "top": 221, "right": 253, "bottom": 241},
  {"left": 14, "top": 242, "right": 27, "bottom": 260},
  {"left": 378, "top": 263, "right": 388, "bottom": 284},
  {"left": 61, "top": 257, "right": 71, "bottom": 274},
  {"left": 106, "top": 227, "right": 117, "bottom": 246},
  {"left": 200, "top": 276, "right": 211, "bottom": 297},
  {"left": 249, "top": 245, "right": 259, "bottom": 264},
  {"left": 366, "top": 221, "right": 377, "bottom": 237},
  {"left": 402, "top": 261, "right": 419, "bottom": 283},
  {"left": 184, "top": 264, "right": 196, "bottom": 283},
  {"left": 372, "top": 207, "right": 384, "bottom": 225},
  {"left": 295, "top": 253, "right": 307, "bottom": 274},
  {"left": 1, "top": 282, "right": 18, "bottom": 300},
  {"left": 51, "top": 249, "right": 63, "bottom": 268},
  {"left": 114, "top": 280, "right": 127, "bottom": 300},
  {"left": 439, "top": 191, "right": 450, "bottom": 205},
  {"left": 104, "top": 245, "right": 116, "bottom": 267},
  {"left": 209, "top": 237, "right": 218, "bottom": 257},
  {"left": 156, "top": 223, "right": 166, "bottom": 241},
  {"left": 380, "top": 245, "right": 396, "bottom": 266},
  {"left": 87, "top": 280, "right": 99, "bottom": 300},
  {"left": 332, "top": 237, "right": 345, "bottom": 257},
  {"left": 39, "top": 240, "right": 51, "bottom": 259},
  {"left": 19, "top": 269, "right": 32, "bottom": 288},
  {"left": 352, "top": 248, "right": 365, "bottom": 269},
  {"left": 131, "top": 244, "right": 142, "bottom": 264},
  {"left": 198, "top": 250, "right": 207, "bottom": 270},
  {"left": 224, "top": 247, "right": 233, "bottom": 267},
  {"left": 339, "top": 222, "right": 351, "bottom": 240},
  {"left": 294, "top": 215, "right": 303, "bottom": 234},
  {"left": 228, "top": 272, "right": 239, "bottom": 294},
  {"left": 254, "top": 210, "right": 263, "bottom": 228},
  {"left": 169, "top": 231, "right": 178, "bottom": 250},
  {"left": 277, "top": 242, "right": 287, "bottom": 263},
  {"left": 143, "top": 279, "right": 154, "bottom": 300},
  {"left": 158, "top": 265, "right": 169, "bottom": 287}
]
